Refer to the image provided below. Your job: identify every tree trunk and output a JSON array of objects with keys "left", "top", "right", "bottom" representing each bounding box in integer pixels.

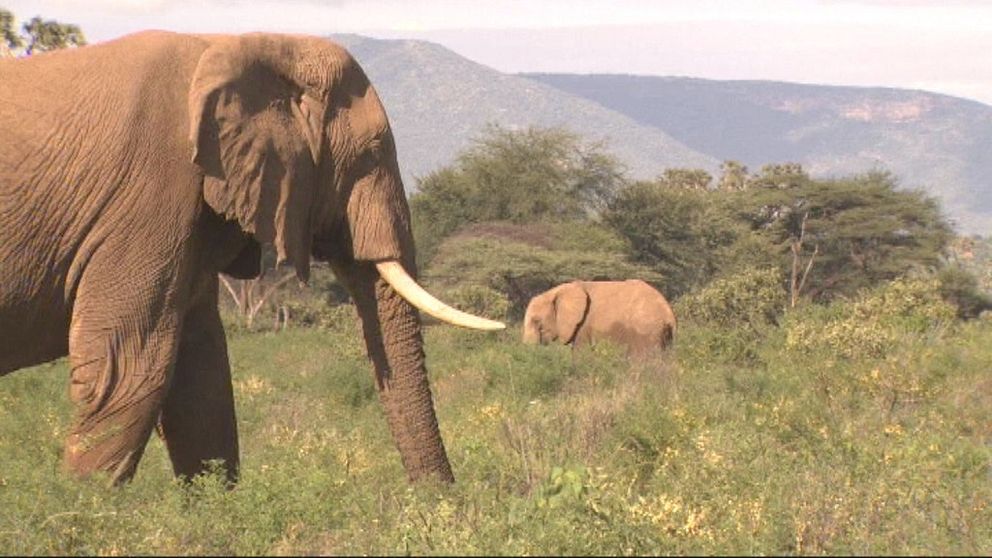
[{"left": 219, "top": 272, "right": 297, "bottom": 329}]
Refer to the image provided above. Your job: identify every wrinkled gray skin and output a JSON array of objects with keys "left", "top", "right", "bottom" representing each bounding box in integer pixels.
[
  {"left": 522, "top": 280, "right": 676, "bottom": 356},
  {"left": 0, "top": 32, "right": 454, "bottom": 484}
]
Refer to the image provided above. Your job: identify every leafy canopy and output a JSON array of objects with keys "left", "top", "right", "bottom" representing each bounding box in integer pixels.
[
  {"left": 410, "top": 124, "right": 624, "bottom": 262},
  {"left": 602, "top": 177, "right": 762, "bottom": 299},
  {"left": 605, "top": 163, "right": 955, "bottom": 304},
  {"left": 732, "top": 169, "right": 953, "bottom": 301}
]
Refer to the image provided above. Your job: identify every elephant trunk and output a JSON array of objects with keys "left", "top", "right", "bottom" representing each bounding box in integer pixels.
[
  {"left": 338, "top": 262, "right": 454, "bottom": 483},
  {"left": 521, "top": 323, "right": 539, "bottom": 345},
  {"left": 373, "top": 278, "right": 454, "bottom": 482}
]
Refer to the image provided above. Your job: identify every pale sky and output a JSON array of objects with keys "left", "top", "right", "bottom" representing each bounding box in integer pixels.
[{"left": 6, "top": 0, "right": 992, "bottom": 105}]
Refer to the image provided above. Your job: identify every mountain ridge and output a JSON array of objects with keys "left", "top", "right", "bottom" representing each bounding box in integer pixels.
[
  {"left": 523, "top": 72, "right": 992, "bottom": 234},
  {"left": 327, "top": 34, "right": 990, "bottom": 235},
  {"left": 330, "top": 34, "right": 720, "bottom": 186}
]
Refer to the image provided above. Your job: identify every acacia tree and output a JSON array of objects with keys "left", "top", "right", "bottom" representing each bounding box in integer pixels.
[
  {"left": 22, "top": 15, "right": 86, "bottom": 54},
  {"left": 734, "top": 170, "right": 953, "bottom": 302},
  {"left": 410, "top": 124, "right": 625, "bottom": 263},
  {"left": 605, "top": 164, "right": 953, "bottom": 305},
  {"left": 718, "top": 160, "right": 749, "bottom": 192},
  {"left": 659, "top": 168, "right": 713, "bottom": 191},
  {"left": 739, "top": 163, "right": 818, "bottom": 305},
  {"left": 603, "top": 179, "right": 750, "bottom": 298},
  {"left": 0, "top": 9, "right": 85, "bottom": 56},
  {"left": 0, "top": 8, "right": 22, "bottom": 56}
]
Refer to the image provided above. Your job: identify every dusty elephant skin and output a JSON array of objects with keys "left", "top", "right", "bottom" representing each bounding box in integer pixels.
[
  {"left": 0, "top": 31, "right": 500, "bottom": 485},
  {"left": 522, "top": 280, "right": 677, "bottom": 356}
]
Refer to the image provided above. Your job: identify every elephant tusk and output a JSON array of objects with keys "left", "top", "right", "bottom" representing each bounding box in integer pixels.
[{"left": 375, "top": 261, "right": 506, "bottom": 331}]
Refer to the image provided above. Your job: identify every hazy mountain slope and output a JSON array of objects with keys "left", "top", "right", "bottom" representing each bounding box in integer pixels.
[
  {"left": 524, "top": 74, "right": 992, "bottom": 234},
  {"left": 330, "top": 35, "right": 719, "bottom": 191}
]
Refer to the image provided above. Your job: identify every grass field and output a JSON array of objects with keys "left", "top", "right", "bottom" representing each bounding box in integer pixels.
[{"left": 1, "top": 306, "right": 990, "bottom": 555}]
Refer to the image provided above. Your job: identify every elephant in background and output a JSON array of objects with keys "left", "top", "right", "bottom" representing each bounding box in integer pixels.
[
  {"left": 0, "top": 31, "right": 502, "bottom": 485},
  {"left": 522, "top": 280, "right": 676, "bottom": 356}
]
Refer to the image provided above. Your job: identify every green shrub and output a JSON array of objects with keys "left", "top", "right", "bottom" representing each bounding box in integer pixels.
[
  {"left": 278, "top": 301, "right": 359, "bottom": 332},
  {"left": 440, "top": 284, "right": 511, "bottom": 322},
  {"left": 409, "top": 125, "right": 623, "bottom": 263},
  {"left": 936, "top": 264, "right": 992, "bottom": 319},
  {"left": 603, "top": 180, "right": 748, "bottom": 298},
  {"left": 2, "top": 292, "right": 990, "bottom": 556},
  {"left": 677, "top": 266, "right": 788, "bottom": 330},
  {"left": 785, "top": 277, "right": 956, "bottom": 359}
]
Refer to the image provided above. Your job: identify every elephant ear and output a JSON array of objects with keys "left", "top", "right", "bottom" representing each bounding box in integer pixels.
[
  {"left": 554, "top": 283, "right": 590, "bottom": 344},
  {"left": 188, "top": 37, "right": 326, "bottom": 282}
]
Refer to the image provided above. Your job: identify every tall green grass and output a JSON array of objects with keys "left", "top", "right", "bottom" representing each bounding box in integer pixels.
[{"left": 1, "top": 309, "right": 990, "bottom": 554}]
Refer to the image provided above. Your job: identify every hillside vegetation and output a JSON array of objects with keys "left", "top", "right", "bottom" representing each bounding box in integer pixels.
[
  {"left": 2, "top": 126, "right": 991, "bottom": 555},
  {"left": 412, "top": 127, "right": 973, "bottom": 313}
]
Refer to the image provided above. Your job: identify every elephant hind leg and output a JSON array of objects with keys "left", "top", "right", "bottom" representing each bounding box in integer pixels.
[
  {"left": 157, "top": 287, "right": 239, "bottom": 484},
  {"left": 66, "top": 311, "right": 180, "bottom": 485}
]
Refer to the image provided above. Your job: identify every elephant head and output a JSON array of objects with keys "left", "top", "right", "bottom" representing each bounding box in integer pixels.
[
  {"left": 522, "top": 282, "right": 590, "bottom": 345},
  {"left": 187, "top": 34, "right": 502, "bottom": 482}
]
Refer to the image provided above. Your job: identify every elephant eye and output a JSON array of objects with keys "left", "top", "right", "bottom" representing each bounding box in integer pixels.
[{"left": 366, "top": 139, "right": 384, "bottom": 158}]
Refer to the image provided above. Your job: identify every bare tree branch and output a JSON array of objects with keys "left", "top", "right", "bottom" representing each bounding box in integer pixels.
[
  {"left": 219, "top": 274, "right": 242, "bottom": 312},
  {"left": 246, "top": 271, "right": 298, "bottom": 328},
  {"left": 790, "top": 211, "right": 818, "bottom": 308},
  {"left": 219, "top": 270, "right": 298, "bottom": 329}
]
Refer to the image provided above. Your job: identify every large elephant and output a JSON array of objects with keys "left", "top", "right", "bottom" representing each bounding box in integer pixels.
[
  {"left": 0, "top": 31, "right": 503, "bottom": 485},
  {"left": 522, "top": 280, "right": 676, "bottom": 356}
]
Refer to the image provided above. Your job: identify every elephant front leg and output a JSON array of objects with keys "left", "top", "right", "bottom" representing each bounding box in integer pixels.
[
  {"left": 157, "top": 285, "right": 239, "bottom": 483},
  {"left": 66, "top": 308, "right": 181, "bottom": 485}
]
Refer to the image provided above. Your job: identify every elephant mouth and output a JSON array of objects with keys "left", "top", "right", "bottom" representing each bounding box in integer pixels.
[{"left": 374, "top": 261, "right": 505, "bottom": 331}]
